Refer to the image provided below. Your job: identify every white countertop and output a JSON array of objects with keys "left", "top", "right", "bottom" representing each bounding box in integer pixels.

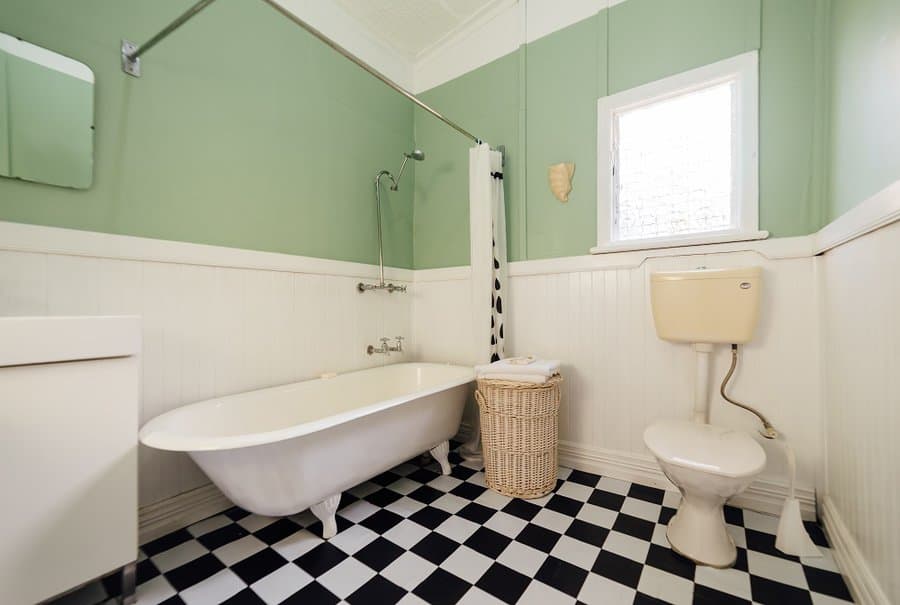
[{"left": 0, "top": 316, "right": 141, "bottom": 367}]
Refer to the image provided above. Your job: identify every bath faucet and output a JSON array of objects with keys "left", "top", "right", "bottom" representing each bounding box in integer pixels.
[{"left": 367, "top": 336, "right": 404, "bottom": 356}]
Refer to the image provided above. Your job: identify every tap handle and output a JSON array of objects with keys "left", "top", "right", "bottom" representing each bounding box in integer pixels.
[
  {"left": 380, "top": 337, "right": 390, "bottom": 344},
  {"left": 395, "top": 336, "right": 405, "bottom": 342}
]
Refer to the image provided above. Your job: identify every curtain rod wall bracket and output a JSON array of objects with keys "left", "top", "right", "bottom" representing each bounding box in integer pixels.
[{"left": 121, "top": 40, "right": 141, "bottom": 77}]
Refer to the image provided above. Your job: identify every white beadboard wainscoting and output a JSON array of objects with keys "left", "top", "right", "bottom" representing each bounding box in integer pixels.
[
  {"left": 413, "top": 239, "right": 822, "bottom": 519},
  {"left": 413, "top": 238, "right": 821, "bottom": 518},
  {"left": 820, "top": 217, "right": 899, "bottom": 605},
  {"left": 0, "top": 221, "right": 413, "bottom": 542}
]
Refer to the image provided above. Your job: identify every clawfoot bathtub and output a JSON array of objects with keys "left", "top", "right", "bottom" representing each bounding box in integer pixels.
[{"left": 139, "top": 363, "right": 473, "bottom": 538}]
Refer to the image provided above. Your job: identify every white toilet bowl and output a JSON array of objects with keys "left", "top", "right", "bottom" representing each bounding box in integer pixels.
[{"left": 644, "top": 420, "right": 766, "bottom": 567}]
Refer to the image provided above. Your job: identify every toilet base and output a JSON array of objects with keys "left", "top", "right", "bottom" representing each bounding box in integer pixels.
[{"left": 666, "top": 497, "right": 736, "bottom": 568}]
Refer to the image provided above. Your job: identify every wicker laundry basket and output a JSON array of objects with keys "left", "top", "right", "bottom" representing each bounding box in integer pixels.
[{"left": 475, "top": 375, "right": 561, "bottom": 499}]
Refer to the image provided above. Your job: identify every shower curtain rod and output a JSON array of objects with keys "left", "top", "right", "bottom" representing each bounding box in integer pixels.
[{"left": 121, "top": 0, "right": 488, "bottom": 147}]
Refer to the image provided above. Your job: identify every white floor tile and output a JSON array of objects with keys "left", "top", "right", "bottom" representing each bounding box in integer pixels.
[
  {"left": 557, "top": 481, "right": 594, "bottom": 502},
  {"left": 742, "top": 510, "right": 780, "bottom": 534},
  {"left": 328, "top": 523, "right": 379, "bottom": 555},
  {"left": 338, "top": 499, "right": 380, "bottom": 523},
  {"left": 802, "top": 548, "right": 840, "bottom": 573},
  {"left": 602, "top": 531, "right": 651, "bottom": 564},
  {"left": 458, "top": 586, "right": 508, "bottom": 604},
  {"left": 384, "top": 519, "right": 431, "bottom": 549},
  {"left": 388, "top": 477, "right": 423, "bottom": 495},
  {"left": 532, "top": 508, "right": 574, "bottom": 533},
  {"left": 317, "top": 557, "right": 376, "bottom": 599},
  {"left": 747, "top": 551, "right": 809, "bottom": 589},
  {"left": 726, "top": 524, "right": 747, "bottom": 549},
  {"left": 187, "top": 515, "right": 232, "bottom": 538},
  {"left": 550, "top": 535, "right": 602, "bottom": 569},
  {"left": 151, "top": 540, "right": 208, "bottom": 573},
  {"left": 428, "top": 475, "right": 464, "bottom": 492},
  {"left": 440, "top": 545, "right": 494, "bottom": 583},
  {"left": 179, "top": 569, "right": 244, "bottom": 605},
  {"left": 134, "top": 575, "right": 177, "bottom": 605},
  {"left": 620, "top": 498, "right": 662, "bottom": 522},
  {"left": 474, "top": 489, "right": 513, "bottom": 510},
  {"left": 386, "top": 496, "right": 427, "bottom": 518},
  {"left": 576, "top": 503, "right": 618, "bottom": 529},
  {"left": 497, "top": 541, "right": 547, "bottom": 577},
  {"left": 518, "top": 580, "right": 575, "bottom": 604},
  {"left": 694, "top": 565, "right": 753, "bottom": 600},
  {"left": 381, "top": 552, "right": 437, "bottom": 591},
  {"left": 650, "top": 524, "right": 670, "bottom": 547},
  {"left": 662, "top": 490, "right": 682, "bottom": 509},
  {"left": 637, "top": 566, "right": 694, "bottom": 605},
  {"left": 250, "top": 564, "right": 313, "bottom": 604},
  {"left": 237, "top": 514, "right": 279, "bottom": 533},
  {"left": 271, "top": 529, "right": 322, "bottom": 561},
  {"left": 484, "top": 511, "right": 528, "bottom": 538},
  {"left": 597, "top": 476, "right": 631, "bottom": 496},
  {"left": 578, "top": 573, "right": 637, "bottom": 605},
  {"left": 432, "top": 493, "right": 469, "bottom": 514},
  {"left": 213, "top": 534, "right": 267, "bottom": 566},
  {"left": 436, "top": 515, "right": 480, "bottom": 542}
]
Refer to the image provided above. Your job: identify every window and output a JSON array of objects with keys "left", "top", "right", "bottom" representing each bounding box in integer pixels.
[{"left": 593, "top": 52, "right": 764, "bottom": 253}]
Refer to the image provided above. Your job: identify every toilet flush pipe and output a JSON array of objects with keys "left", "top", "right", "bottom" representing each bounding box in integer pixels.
[
  {"left": 693, "top": 343, "right": 714, "bottom": 423},
  {"left": 721, "top": 344, "right": 778, "bottom": 439}
]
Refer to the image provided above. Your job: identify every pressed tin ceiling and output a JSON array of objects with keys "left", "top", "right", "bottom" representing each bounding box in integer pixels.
[{"left": 333, "top": 0, "right": 516, "bottom": 58}]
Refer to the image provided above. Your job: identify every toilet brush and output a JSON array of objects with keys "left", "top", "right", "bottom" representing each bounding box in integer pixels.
[{"left": 775, "top": 442, "right": 821, "bottom": 557}]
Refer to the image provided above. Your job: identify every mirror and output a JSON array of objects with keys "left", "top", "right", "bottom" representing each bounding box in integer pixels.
[{"left": 0, "top": 32, "right": 94, "bottom": 189}]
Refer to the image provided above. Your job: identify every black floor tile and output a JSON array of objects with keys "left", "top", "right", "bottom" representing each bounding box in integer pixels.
[
  {"left": 476, "top": 562, "right": 531, "bottom": 604},
  {"left": 354, "top": 537, "right": 405, "bottom": 572},
  {"left": 516, "top": 523, "right": 562, "bottom": 553},
  {"left": 231, "top": 548, "right": 289, "bottom": 585},
  {"left": 294, "top": 542, "right": 349, "bottom": 577},
  {"left": 413, "top": 568, "right": 472, "bottom": 605},
  {"left": 281, "top": 581, "right": 340, "bottom": 605},
  {"left": 750, "top": 576, "right": 814, "bottom": 605},
  {"left": 464, "top": 527, "right": 512, "bottom": 559},
  {"left": 565, "top": 519, "right": 609, "bottom": 548},
  {"left": 592, "top": 550, "right": 643, "bottom": 589},
  {"left": 588, "top": 489, "right": 626, "bottom": 511},
  {"left": 535, "top": 555, "right": 589, "bottom": 597},
  {"left": 804, "top": 566, "right": 853, "bottom": 600},
  {"left": 411, "top": 532, "right": 461, "bottom": 565},
  {"left": 165, "top": 553, "right": 225, "bottom": 592},
  {"left": 346, "top": 575, "right": 406, "bottom": 605},
  {"left": 612, "top": 513, "right": 655, "bottom": 541},
  {"left": 628, "top": 483, "right": 665, "bottom": 505}
]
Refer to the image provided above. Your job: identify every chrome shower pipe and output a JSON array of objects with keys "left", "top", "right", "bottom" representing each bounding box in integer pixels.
[
  {"left": 358, "top": 171, "right": 406, "bottom": 294},
  {"left": 121, "top": 0, "right": 487, "bottom": 146}
]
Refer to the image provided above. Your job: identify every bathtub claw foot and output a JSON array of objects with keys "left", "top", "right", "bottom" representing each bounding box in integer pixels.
[
  {"left": 311, "top": 494, "right": 341, "bottom": 539},
  {"left": 430, "top": 440, "right": 452, "bottom": 475}
]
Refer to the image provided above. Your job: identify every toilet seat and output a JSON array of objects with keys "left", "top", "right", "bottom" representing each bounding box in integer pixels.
[{"left": 644, "top": 420, "right": 765, "bottom": 478}]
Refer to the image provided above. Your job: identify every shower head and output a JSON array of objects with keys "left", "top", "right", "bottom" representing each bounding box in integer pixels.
[{"left": 391, "top": 148, "right": 425, "bottom": 190}]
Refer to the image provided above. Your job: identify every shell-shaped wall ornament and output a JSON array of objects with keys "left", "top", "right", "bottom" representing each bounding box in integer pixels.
[{"left": 548, "top": 162, "right": 575, "bottom": 202}]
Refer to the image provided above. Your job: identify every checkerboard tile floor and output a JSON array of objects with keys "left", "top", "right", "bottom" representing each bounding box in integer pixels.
[{"left": 54, "top": 446, "right": 852, "bottom": 605}]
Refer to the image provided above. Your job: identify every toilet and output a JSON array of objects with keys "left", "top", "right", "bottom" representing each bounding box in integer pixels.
[{"left": 644, "top": 267, "right": 766, "bottom": 567}]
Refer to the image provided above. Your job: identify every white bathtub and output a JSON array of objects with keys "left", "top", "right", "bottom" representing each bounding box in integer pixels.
[{"left": 139, "top": 362, "right": 474, "bottom": 537}]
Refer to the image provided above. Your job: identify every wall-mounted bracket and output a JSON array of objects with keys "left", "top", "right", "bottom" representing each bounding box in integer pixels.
[{"left": 121, "top": 40, "right": 141, "bottom": 77}]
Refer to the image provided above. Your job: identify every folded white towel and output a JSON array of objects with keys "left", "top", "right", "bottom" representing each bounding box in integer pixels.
[
  {"left": 475, "top": 358, "right": 561, "bottom": 379},
  {"left": 477, "top": 372, "right": 553, "bottom": 384}
]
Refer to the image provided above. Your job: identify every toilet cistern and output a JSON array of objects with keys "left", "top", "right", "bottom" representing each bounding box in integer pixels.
[{"left": 644, "top": 266, "right": 768, "bottom": 567}]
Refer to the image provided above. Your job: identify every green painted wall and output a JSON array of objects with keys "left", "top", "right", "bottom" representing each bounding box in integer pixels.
[
  {"left": 827, "top": 0, "right": 900, "bottom": 221},
  {"left": 414, "top": 0, "right": 828, "bottom": 267},
  {"left": 413, "top": 52, "right": 523, "bottom": 269},
  {"left": 0, "top": 0, "right": 415, "bottom": 268}
]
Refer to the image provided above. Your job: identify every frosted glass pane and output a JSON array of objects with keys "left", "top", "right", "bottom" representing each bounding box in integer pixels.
[{"left": 614, "top": 82, "right": 733, "bottom": 241}]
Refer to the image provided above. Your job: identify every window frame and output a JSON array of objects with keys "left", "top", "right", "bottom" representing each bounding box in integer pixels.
[{"left": 592, "top": 51, "right": 764, "bottom": 254}]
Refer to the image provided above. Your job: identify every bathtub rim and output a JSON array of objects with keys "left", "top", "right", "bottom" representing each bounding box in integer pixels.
[{"left": 139, "top": 362, "right": 474, "bottom": 453}]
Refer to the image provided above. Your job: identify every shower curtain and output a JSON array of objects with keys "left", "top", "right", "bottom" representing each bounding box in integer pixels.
[{"left": 460, "top": 143, "right": 506, "bottom": 460}]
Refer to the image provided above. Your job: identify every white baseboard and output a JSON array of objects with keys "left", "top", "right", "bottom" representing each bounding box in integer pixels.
[
  {"left": 820, "top": 496, "right": 890, "bottom": 605},
  {"left": 139, "top": 483, "right": 232, "bottom": 545},
  {"left": 556, "top": 441, "right": 818, "bottom": 520},
  {"left": 454, "top": 421, "right": 816, "bottom": 520}
]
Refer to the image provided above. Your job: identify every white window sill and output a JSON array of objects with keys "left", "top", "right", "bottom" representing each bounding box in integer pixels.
[{"left": 590, "top": 230, "right": 769, "bottom": 255}]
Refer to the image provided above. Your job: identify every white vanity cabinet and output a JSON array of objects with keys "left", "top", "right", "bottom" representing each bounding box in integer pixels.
[{"left": 0, "top": 316, "right": 140, "bottom": 604}]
